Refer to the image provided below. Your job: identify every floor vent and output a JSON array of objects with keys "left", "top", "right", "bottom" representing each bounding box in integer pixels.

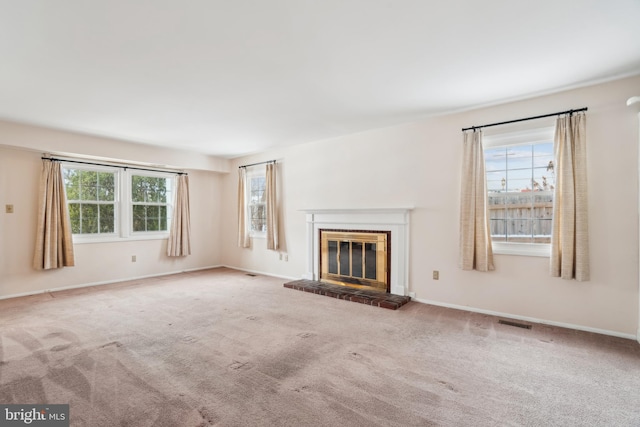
[
  {"left": 498, "top": 319, "right": 532, "bottom": 329},
  {"left": 246, "top": 273, "right": 257, "bottom": 277}
]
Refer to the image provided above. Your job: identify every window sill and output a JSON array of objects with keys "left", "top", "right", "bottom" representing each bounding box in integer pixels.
[
  {"left": 72, "top": 233, "right": 169, "bottom": 244},
  {"left": 492, "top": 242, "right": 550, "bottom": 257}
]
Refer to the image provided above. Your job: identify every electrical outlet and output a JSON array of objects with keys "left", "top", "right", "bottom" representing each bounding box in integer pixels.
[
  {"left": 284, "top": 254, "right": 288, "bottom": 262},
  {"left": 279, "top": 253, "right": 283, "bottom": 260},
  {"left": 5, "top": 204, "right": 13, "bottom": 213},
  {"left": 433, "top": 270, "right": 439, "bottom": 280},
  {"left": 132, "top": 255, "right": 137, "bottom": 262}
]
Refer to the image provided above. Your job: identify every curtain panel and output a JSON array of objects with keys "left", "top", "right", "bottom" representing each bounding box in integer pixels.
[
  {"left": 550, "top": 112, "right": 590, "bottom": 281},
  {"left": 237, "top": 168, "right": 250, "bottom": 248},
  {"left": 33, "top": 160, "right": 75, "bottom": 269},
  {"left": 167, "top": 174, "right": 191, "bottom": 257},
  {"left": 265, "top": 163, "right": 278, "bottom": 250},
  {"left": 459, "top": 130, "right": 494, "bottom": 271}
]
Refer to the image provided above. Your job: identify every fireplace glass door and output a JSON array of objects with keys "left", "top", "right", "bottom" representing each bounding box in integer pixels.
[{"left": 320, "top": 231, "right": 388, "bottom": 292}]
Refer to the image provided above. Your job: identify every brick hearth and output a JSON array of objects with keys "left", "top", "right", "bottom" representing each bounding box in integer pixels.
[{"left": 283, "top": 279, "right": 411, "bottom": 310}]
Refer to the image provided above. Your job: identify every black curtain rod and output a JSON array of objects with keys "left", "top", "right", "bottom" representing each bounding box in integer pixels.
[
  {"left": 238, "top": 159, "right": 276, "bottom": 169},
  {"left": 42, "top": 157, "right": 186, "bottom": 175},
  {"left": 461, "top": 107, "right": 588, "bottom": 132}
]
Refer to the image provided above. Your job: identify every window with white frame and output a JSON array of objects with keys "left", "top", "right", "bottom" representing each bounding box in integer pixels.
[
  {"left": 62, "top": 164, "right": 173, "bottom": 242},
  {"left": 131, "top": 174, "right": 171, "bottom": 232},
  {"left": 247, "top": 169, "right": 266, "bottom": 236},
  {"left": 483, "top": 127, "right": 555, "bottom": 256},
  {"left": 63, "top": 166, "right": 118, "bottom": 235}
]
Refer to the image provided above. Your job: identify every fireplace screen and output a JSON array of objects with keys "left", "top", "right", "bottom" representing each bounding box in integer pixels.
[{"left": 320, "top": 230, "right": 389, "bottom": 292}]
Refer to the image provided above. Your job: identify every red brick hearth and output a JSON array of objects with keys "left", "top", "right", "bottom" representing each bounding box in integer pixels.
[{"left": 283, "top": 279, "right": 411, "bottom": 310}]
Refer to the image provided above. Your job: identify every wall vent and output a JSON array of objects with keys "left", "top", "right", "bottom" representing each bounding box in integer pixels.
[{"left": 498, "top": 319, "right": 532, "bottom": 329}]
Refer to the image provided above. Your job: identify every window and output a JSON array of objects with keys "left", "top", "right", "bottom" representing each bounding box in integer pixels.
[
  {"left": 62, "top": 164, "right": 173, "bottom": 242},
  {"left": 247, "top": 170, "right": 266, "bottom": 236},
  {"left": 484, "top": 127, "right": 555, "bottom": 256},
  {"left": 131, "top": 174, "right": 170, "bottom": 232},
  {"left": 63, "top": 166, "right": 118, "bottom": 236}
]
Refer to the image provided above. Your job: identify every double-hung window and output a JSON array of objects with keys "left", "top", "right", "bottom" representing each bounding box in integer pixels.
[
  {"left": 131, "top": 174, "right": 171, "bottom": 233},
  {"left": 62, "top": 163, "right": 174, "bottom": 242},
  {"left": 483, "top": 127, "right": 555, "bottom": 256}
]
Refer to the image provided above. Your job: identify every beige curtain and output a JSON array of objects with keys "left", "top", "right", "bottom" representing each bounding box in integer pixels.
[
  {"left": 265, "top": 163, "right": 278, "bottom": 250},
  {"left": 33, "top": 160, "right": 75, "bottom": 269},
  {"left": 550, "top": 112, "right": 589, "bottom": 281},
  {"left": 167, "top": 174, "right": 191, "bottom": 257},
  {"left": 237, "top": 168, "right": 250, "bottom": 248},
  {"left": 459, "top": 130, "right": 494, "bottom": 271}
]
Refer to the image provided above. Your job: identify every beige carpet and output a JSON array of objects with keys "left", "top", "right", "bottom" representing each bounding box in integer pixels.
[{"left": 1, "top": 268, "right": 639, "bottom": 426}]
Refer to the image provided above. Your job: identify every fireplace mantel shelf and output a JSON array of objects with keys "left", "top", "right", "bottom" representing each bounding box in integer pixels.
[{"left": 300, "top": 207, "right": 414, "bottom": 214}]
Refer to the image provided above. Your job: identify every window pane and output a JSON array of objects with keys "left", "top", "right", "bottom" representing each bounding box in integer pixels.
[
  {"left": 507, "top": 219, "right": 532, "bottom": 238},
  {"left": 486, "top": 171, "right": 506, "bottom": 192},
  {"left": 100, "top": 204, "right": 115, "bottom": 233},
  {"left": 506, "top": 178, "right": 531, "bottom": 193},
  {"left": 250, "top": 204, "right": 265, "bottom": 232},
  {"left": 81, "top": 204, "right": 98, "bottom": 234},
  {"left": 505, "top": 146, "right": 533, "bottom": 170},
  {"left": 98, "top": 172, "right": 115, "bottom": 201},
  {"left": 490, "top": 219, "right": 506, "bottom": 241},
  {"left": 131, "top": 176, "right": 145, "bottom": 202},
  {"left": 533, "top": 219, "right": 552, "bottom": 238},
  {"left": 147, "top": 218, "right": 159, "bottom": 231},
  {"left": 157, "top": 178, "right": 167, "bottom": 203},
  {"left": 484, "top": 147, "right": 506, "bottom": 172},
  {"left": 80, "top": 171, "right": 98, "bottom": 200},
  {"left": 146, "top": 178, "right": 159, "bottom": 203},
  {"left": 68, "top": 203, "right": 81, "bottom": 234},
  {"left": 64, "top": 169, "right": 80, "bottom": 200},
  {"left": 159, "top": 206, "right": 167, "bottom": 231},
  {"left": 132, "top": 204, "right": 146, "bottom": 231}
]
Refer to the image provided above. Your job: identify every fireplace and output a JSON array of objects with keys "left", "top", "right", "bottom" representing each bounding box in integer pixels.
[
  {"left": 320, "top": 230, "right": 390, "bottom": 292},
  {"left": 301, "top": 208, "right": 412, "bottom": 296}
]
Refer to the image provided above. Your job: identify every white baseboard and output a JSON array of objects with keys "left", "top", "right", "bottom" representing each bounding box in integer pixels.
[
  {"left": 413, "top": 296, "right": 637, "bottom": 341},
  {"left": 0, "top": 265, "right": 224, "bottom": 301}
]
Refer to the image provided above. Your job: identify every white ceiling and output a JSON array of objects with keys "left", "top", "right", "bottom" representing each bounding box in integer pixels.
[{"left": 1, "top": 1, "right": 639, "bottom": 158}]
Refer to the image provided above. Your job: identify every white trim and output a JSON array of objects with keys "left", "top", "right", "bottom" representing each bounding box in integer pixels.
[
  {"left": 414, "top": 297, "right": 636, "bottom": 341},
  {"left": 492, "top": 242, "right": 550, "bottom": 257},
  {"left": 300, "top": 208, "right": 413, "bottom": 296},
  {"left": 0, "top": 265, "right": 223, "bottom": 301},
  {"left": 483, "top": 126, "right": 555, "bottom": 148},
  {"left": 632, "top": 96, "right": 640, "bottom": 343}
]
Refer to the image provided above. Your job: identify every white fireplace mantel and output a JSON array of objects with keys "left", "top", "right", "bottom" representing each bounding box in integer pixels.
[{"left": 300, "top": 208, "right": 413, "bottom": 296}]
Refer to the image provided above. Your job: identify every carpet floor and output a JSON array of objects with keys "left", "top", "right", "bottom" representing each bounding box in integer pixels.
[{"left": 1, "top": 267, "right": 639, "bottom": 426}]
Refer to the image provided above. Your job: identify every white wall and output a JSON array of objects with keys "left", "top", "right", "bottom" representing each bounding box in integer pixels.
[
  {"left": 0, "top": 131, "right": 225, "bottom": 298},
  {"left": 221, "top": 75, "right": 640, "bottom": 337}
]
